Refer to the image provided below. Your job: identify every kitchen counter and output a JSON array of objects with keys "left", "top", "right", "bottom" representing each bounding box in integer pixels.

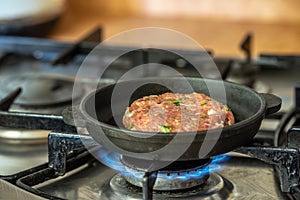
[{"left": 47, "top": 14, "right": 300, "bottom": 58}]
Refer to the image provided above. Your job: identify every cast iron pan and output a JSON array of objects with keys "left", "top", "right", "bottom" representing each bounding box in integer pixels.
[{"left": 66, "top": 77, "right": 281, "bottom": 161}]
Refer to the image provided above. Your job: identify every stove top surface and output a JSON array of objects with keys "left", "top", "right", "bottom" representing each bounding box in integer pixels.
[
  {"left": 0, "top": 33, "right": 300, "bottom": 200},
  {"left": 30, "top": 156, "right": 286, "bottom": 200}
]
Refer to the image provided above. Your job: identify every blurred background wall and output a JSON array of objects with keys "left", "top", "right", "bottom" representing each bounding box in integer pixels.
[
  {"left": 48, "top": 0, "right": 300, "bottom": 57},
  {"left": 66, "top": 0, "right": 300, "bottom": 24}
]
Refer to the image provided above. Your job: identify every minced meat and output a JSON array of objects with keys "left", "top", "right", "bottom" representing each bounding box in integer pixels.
[{"left": 123, "top": 92, "right": 235, "bottom": 133}]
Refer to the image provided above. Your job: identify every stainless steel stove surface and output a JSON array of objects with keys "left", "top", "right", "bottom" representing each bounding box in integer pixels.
[
  {"left": 1, "top": 31, "right": 300, "bottom": 200},
  {"left": 0, "top": 143, "right": 47, "bottom": 176},
  {"left": 35, "top": 156, "right": 287, "bottom": 200}
]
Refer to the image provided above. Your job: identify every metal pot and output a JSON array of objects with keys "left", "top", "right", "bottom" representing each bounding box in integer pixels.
[{"left": 0, "top": 0, "right": 65, "bottom": 36}]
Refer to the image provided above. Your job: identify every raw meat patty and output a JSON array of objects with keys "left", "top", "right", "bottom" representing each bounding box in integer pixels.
[{"left": 123, "top": 92, "right": 235, "bottom": 133}]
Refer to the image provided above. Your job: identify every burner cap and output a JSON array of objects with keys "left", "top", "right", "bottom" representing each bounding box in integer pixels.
[
  {"left": 121, "top": 156, "right": 212, "bottom": 191},
  {"left": 102, "top": 173, "right": 233, "bottom": 199},
  {"left": 0, "top": 74, "right": 83, "bottom": 107}
]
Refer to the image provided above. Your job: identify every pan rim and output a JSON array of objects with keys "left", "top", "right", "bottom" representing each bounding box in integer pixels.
[{"left": 79, "top": 77, "right": 266, "bottom": 138}]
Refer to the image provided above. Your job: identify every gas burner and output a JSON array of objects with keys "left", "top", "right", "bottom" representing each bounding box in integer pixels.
[
  {"left": 91, "top": 146, "right": 230, "bottom": 197},
  {"left": 0, "top": 73, "right": 84, "bottom": 109},
  {"left": 0, "top": 74, "right": 84, "bottom": 144},
  {"left": 100, "top": 173, "right": 233, "bottom": 200},
  {"left": 121, "top": 156, "right": 212, "bottom": 191}
]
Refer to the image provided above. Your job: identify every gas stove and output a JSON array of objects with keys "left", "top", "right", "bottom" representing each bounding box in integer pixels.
[{"left": 1, "top": 28, "right": 300, "bottom": 200}]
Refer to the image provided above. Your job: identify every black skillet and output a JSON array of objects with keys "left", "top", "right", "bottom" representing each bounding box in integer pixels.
[{"left": 66, "top": 77, "right": 281, "bottom": 161}]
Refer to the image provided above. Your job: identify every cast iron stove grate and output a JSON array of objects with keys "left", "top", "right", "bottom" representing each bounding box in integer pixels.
[{"left": 0, "top": 82, "right": 300, "bottom": 200}]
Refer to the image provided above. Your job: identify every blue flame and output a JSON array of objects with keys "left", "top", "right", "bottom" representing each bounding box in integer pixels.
[
  {"left": 97, "top": 147, "right": 127, "bottom": 172},
  {"left": 153, "top": 154, "right": 230, "bottom": 181},
  {"left": 97, "top": 147, "right": 230, "bottom": 180}
]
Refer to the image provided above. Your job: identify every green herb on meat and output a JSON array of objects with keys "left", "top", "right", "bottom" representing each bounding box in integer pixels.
[
  {"left": 223, "top": 105, "right": 230, "bottom": 111},
  {"left": 128, "top": 123, "right": 134, "bottom": 129},
  {"left": 161, "top": 125, "right": 172, "bottom": 133},
  {"left": 173, "top": 101, "right": 181, "bottom": 106},
  {"left": 200, "top": 100, "right": 206, "bottom": 106},
  {"left": 166, "top": 98, "right": 183, "bottom": 106},
  {"left": 202, "top": 115, "right": 208, "bottom": 119}
]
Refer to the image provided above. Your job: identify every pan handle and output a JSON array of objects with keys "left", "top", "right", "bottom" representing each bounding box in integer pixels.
[
  {"left": 62, "top": 106, "right": 86, "bottom": 127},
  {"left": 259, "top": 93, "right": 282, "bottom": 116}
]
